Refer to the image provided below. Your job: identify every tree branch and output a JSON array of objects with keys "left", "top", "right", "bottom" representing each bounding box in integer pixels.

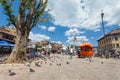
[
  {"left": 30, "top": 15, "right": 38, "bottom": 30},
  {"left": 34, "top": 0, "right": 43, "bottom": 12},
  {"left": 0, "top": 0, "right": 17, "bottom": 28},
  {"left": 17, "top": 0, "right": 27, "bottom": 32},
  {"left": 25, "top": 0, "right": 36, "bottom": 27},
  {"left": 29, "top": 0, "right": 48, "bottom": 30}
]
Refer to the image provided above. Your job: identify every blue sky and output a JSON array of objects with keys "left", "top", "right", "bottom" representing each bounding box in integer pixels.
[{"left": 0, "top": 0, "right": 120, "bottom": 46}]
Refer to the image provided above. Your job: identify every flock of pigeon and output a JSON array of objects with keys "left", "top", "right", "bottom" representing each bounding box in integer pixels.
[{"left": 8, "top": 54, "right": 70, "bottom": 76}]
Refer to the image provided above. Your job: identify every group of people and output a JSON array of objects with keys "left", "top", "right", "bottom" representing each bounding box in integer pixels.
[
  {"left": 96, "top": 50, "right": 120, "bottom": 59},
  {"left": 26, "top": 45, "right": 79, "bottom": 60}
]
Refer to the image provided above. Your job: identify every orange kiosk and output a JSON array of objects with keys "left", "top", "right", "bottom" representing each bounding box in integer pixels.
[{"left": 79, "top": 42, "right": 93, "bottom": 57}]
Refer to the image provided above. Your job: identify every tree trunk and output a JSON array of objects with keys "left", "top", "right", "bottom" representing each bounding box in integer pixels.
[{"left": 7, "top": 29, "right": 28, "bottom": 63}]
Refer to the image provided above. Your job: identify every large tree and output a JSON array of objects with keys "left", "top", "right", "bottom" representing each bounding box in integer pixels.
[{"left": 0, "top": 0, "right": 50, "bottom": 63}]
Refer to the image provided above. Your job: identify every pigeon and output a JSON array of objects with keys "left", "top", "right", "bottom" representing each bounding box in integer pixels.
[
  {"left": 57, "top": 63, "right": 61, "bottom": 66},
  {"left": 45, "top": 62, "right": 47, "bottom": 64},
  {"left": 101, "top": 62, "right": 104, "bottom": 64},
  {"left": 26, "top": 63, "right": 31, "bottom": 67},
  {"left": 9, "top": 70, "right": 16, "bottom": 76},
  {"left": 35, "top": 62, "right": 41, "bottom": 67},
  {"left": 59, "top": 63, "right": 61, "bottom": 66},
  {"left": 50, "top": 63, "right": 52, "bottom": 66},
  {"left": 21, "top": 61, "right": 26, "bottom": 65},
  {"left": 66, "top": 61, "right": 69, "bottom": 64},
  {"left": 29, "top": 68, "right": 35, "bottom": 72}
]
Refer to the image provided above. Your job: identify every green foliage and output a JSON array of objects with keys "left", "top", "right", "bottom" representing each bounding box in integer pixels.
[
  {"left": 0, "top": 0, "right": 17, "bottom": 26},
  {"left": 0, "top": 0, "right": 51, "bottom": 31},
  {"left": 35, "top": 43, "right": 39, "bottom": 51},
  {"left": 25, "top": 0, "right": 31, "bottom": 9},
  {"left": 0, "top": 0, "right": 51, "bottom": 62}
]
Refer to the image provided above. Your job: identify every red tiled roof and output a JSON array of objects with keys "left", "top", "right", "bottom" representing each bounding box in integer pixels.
[
  {"left": 109, "top": 29, "right": 120, "bottom": 35},
  {"left": 98, "top": 29, "right": 120, "bottom": 41},
  {"left": 0, "top": 27, "right": 16, "bottom": 36}
]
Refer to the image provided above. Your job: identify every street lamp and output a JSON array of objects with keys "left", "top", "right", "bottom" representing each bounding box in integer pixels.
[
  {"left": 101, "top": 10, "right": 106, "bottom": 53},
  {"left": 101, "top": 10, "right": 105, "bottom": 37}
]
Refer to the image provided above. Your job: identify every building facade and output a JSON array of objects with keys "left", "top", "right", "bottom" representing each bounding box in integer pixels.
[
  {"left": 98, "top": 29, "right": 120, "bottom": 52},
  {"left": 0, "top": 27, "right": 16, "bottom": 43}
]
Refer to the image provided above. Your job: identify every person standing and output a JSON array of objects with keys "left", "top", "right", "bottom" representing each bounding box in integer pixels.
[{"left": 70, "top": 48, "right": 73, "bottom": 59}]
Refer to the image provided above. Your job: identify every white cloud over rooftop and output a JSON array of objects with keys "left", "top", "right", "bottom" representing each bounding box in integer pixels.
[{"left": 29, "top": 32, "right": 50, "bottom": 42}]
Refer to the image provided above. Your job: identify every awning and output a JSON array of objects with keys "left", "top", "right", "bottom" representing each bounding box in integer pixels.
[{"left": 0, "top": 40, "right": 14, "bottom": 47}]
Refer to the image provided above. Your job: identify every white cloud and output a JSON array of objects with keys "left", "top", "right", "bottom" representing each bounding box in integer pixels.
[
  {"left": 57, "top": 41, "right": 62, "bottom": 44},
  {"left": 47, "top": 0, "right": 87, "bottom": 28},
  {"left": 47, "top": 26, "right": 56, "bottom": 32},
  {"left": 47, "top": 0, "right": 120, "bottom": 30},
  {"left": 29, "top": 32, "right": 50, "bottom": 42},
  {"left": 66, "top": 36, "right": 88, "bottom": 45},
  {"left": 65, "top": 28, "right": 85, "bottom": 36},
  {"left": 94, "top": 28, "right": 101, "bottom": 32},
  {"left": 41, "top": 26, "right": 47, "bottom": 30}
]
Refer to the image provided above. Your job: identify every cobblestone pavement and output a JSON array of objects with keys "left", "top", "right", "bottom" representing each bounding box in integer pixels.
[{"left": 0, "top": 54, "right": 120, "bottom": 80}]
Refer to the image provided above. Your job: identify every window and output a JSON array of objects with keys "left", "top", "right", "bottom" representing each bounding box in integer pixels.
[
  {"left": 116, "top": 44, "right": 119, "bottom": 48},
  {"left": 115, "top": 37, "right": 118, "bottom": 41},
  {"left": 112, "top": 44, "right": 115, "bottom": 48},
  {"left": 110, "top": 44, "right": 112, "bottom": 48}
]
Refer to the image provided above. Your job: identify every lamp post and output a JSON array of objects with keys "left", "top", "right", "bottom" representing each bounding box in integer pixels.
[
  {"left": 101, "top": 10, "right": 106, "bottom": 53},
  {"left": 101, "top": 10, "right": 105, "bottom": 37}
]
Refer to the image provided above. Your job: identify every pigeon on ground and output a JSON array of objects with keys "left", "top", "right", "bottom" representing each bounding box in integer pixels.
[
  {"left": 50, "top": 63, "right": 52, "bottom": 66},
  {"left": 9, "top": 70, "right": 16, "bottom": 76},
  {"left": 26, "top": 63, "right": 31, "bottom": 67},
  {"left": 57, "top": 63, "right": 61, "bottom": 66},
  {"left": 21, "top": 61, "right": 26, "bottom": 65},
  {"left": 101, "top": 62, "right": 104, "bottom": 64},
  {"left": 45, "top": 62, "right": 47, "bottom": 64},
  {"left": 35, "top": 62, "right": 41, "bottom": 67},
  {"left": 29, "top": 68, "right": 35, "bottom": 72},
  {"left": 59, "top": 63, "right": 61, "bottom": 66},
  {"left": 66, "top": 61, "right": 69, "bottom": 64}
]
